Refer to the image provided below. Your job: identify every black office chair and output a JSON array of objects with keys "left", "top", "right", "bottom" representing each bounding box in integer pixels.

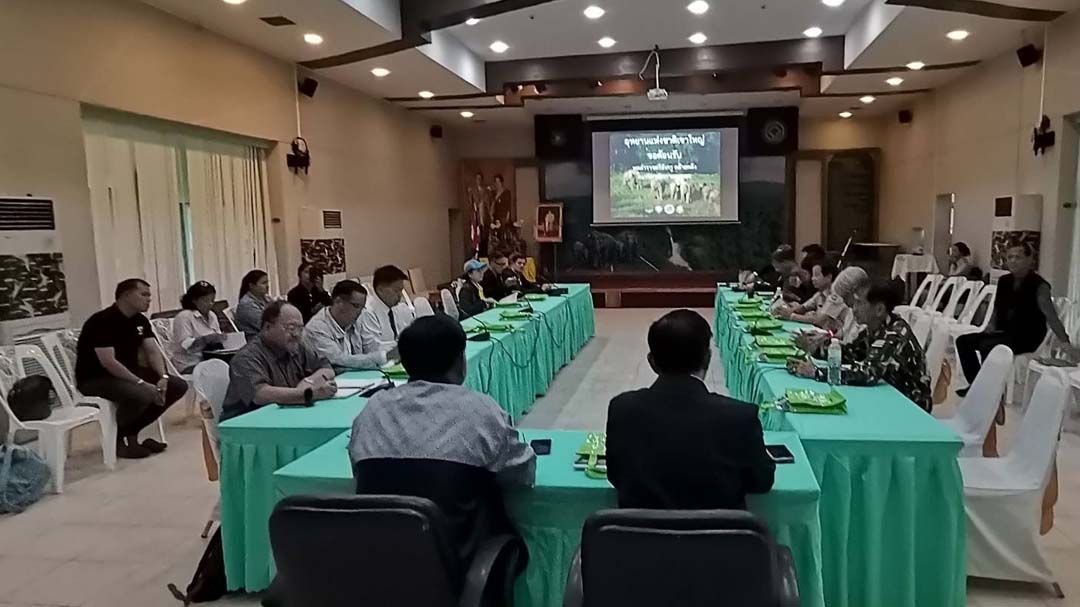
[
  {"left": 269, "top": 494, "right": 524, "bottom": 607},
  {"left": 562, "top": 509, "right": 800, "bottom": 607}
]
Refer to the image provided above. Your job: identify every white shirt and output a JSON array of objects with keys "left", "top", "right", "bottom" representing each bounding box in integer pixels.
[
  {"left": 359, "top": 294, "right": 416, "bottom": 354},
  {"left": 303, "top": 307, "right": 387, "bottom": 371},
  {"left": 170, "top": 309, "right": 222, "bottom": 371}
]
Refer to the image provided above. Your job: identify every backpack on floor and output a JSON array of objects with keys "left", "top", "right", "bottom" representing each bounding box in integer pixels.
[
  {"left": 167, "top": 527, "right": 227, "bottom": 604},
  {"left": 0, "top": 444, "right": 51, "bottom": 514}
]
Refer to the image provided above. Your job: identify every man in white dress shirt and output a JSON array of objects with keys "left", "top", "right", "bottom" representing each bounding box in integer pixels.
[
  {"left": 359, "top": 265, "right": 415, "bottom": 355},
  {"left": 304, "top": 279, "right": 398, "bottom": 371}
]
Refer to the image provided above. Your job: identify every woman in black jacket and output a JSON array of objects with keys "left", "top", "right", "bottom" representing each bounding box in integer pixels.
[{"left": 457, "top": 259, "right": 494, "bottom": 319}]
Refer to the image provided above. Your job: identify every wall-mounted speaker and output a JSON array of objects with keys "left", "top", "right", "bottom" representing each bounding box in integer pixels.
[
  {"left": 898, "top": 109, "right": 913, "bottom": 124},
  {"left": 429, "top": 125, "right": 443, "bottom": 139},
  {"left": 298, "top": 77, "right": 319, "bottom": 98},
  {"left": 744, "top": 106, "right": 799, "bottom": 156},
  {"left": 1016, "top": 44, "right": 1043, "bottom": 68},
  {"left": 535, "top": 114, "right": 586, "bottom": 160}
]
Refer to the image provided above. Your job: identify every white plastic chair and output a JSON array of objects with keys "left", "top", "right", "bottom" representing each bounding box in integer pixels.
[
  {"left": 1009, "top": 297, "right": 1072, "bottom": 406},
  {"left": 942, "top": 280, "right": 983, "bottom": 323},
  {"left": 949, "top": 284, "right": 997, "bottom": 340},
  {"left": 940, "top": 345, "right": 1013, "bottom": 457},
  {"left": 0, "top": 346, "right": 114, "bottom": 493},
  {"left": 896, "top": 274, "right": 944, "bottom": 322},
  {"left": 407, "top": 267, "right": 427, "bottom": 296},
  {"left": 192, "top": 359, "right": 229, "bottom": 537},
  {"left": 960, "top": 372, "right": 1068, "bottom": 594},
  {"left": 925, "top": 318, "right": 950, "bottom": 392},
  {"left": 413, "top": 297, "right": 435, "bottom": 318},
  {"left": 911, "top": 310, "right": 933, "bottom": 349},
  {"left": 927, "top": 276, "right": 967, "bottom": 316},
  {"left": 441, "top": 289, "right": 460, "bottom": 320}
]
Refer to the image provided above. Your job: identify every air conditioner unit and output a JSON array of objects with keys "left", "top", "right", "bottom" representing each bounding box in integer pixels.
[
  {"left": 299, "top": 208, "right": 347, "bottom": 285},
  {"left": 990, "top": 194, "right": 1042, "bottom": 270},
  {"left": 0, "top": 197, "right": 70, "bottom": 344}
]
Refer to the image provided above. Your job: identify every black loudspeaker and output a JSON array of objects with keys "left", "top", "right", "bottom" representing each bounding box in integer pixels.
[
  {"left": 298, "top": 77, "right": 319, "bottom": 98},
  {"left": 1017, "top": 44, "right": 1043, "bottom": 68},
  {"left": 744, "top": 107, "right": 799, "bottom": 156},
  {"left": 535, "top": 114, "right": 585, "bottom": 160},
  {"left": 430, "top": 125, "right": 443, "bottom": 139},
  {"left": 898, "top": 109, "right": 913, "bottom": 124}
]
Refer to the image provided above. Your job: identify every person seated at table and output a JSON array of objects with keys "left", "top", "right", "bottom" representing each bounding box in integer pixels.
[
  {"left": 286, "top": 262, "right": 332, "bottom": 323},
  {"left": 955, "top": 241, "right": 1074, "bottom": 395},
  {"left": 506, "top": 252, "right": 551, "bottom": 295},
  {"left": 480, "top": 250, "right": 515, "bottom": 301},
  {"left": 303, "top": 279, "right": 397, "bottom": 372},
  {"left": 457, "top": 259, "right": 495, "bottom": 319},
  {"left": 235, "top": 269, "right": 273, "bottom": 340},
  {"left": 793, "top": 281, "right": 932, "bottom": 411},
  {"left": 947, "top": 241, "right": 982, "bottom": 280},
  {"left": 348, "top": 314, "right": 536, "bottom": 563},
  {"left": 170, "top": 280, "right": 225, "bottom": 373},
  {"left": 797, "top": 266, "right": 870, "bottom": 356},
  {"left": 799, "top": 243, "right": 826, "bottom": 273},
  {"left": 359, "top": 265, "right": 416, "bottom": 354},
  {"left": 606, "top": 310, "right": 775, "bottom": 510},
  {"left": 76, "top": 278, "right": 189, "bottom": 459},
  {"left": 776, "top": 262, "right": 838, "bottom": 324},
  {"left": 220, "top": 301, "right": 336, "bottom": 421},
  {"left": 760, "top": 247, "right": 813, "bottom": 303}
]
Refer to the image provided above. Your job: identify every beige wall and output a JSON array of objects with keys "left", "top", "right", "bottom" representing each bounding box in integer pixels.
[
  {"left": 800, "top": 117, "right": 886, "bottom": 151},
  {"left": 875, "top": 10, "right": 1080, "bottom": 288},
  {"left": 451, "top": 124, "right": 536, "bottom": 159},
  {"left": 0, "top": 0, "right": 457, "bottom": 321}
]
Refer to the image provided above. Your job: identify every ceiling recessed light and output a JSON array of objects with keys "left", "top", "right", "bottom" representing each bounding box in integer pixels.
[
  {"left": 803, "top": 26, "right": 823, "bottom": 38},
  {"left": 465, "top": 17, "right": 480, "bottom": 26},
  {"left": 584, "top": 5, "right": 605, "bottom": 19},
  {"left": 598, "top": 36, "right": 616, "bottom": 48},
  {"left": 946, "top": 29, "right": 970, "bottom": 41},
  {"left": 906, "top": 61, "right": 925, "bottom": 70},
  {"left": 490, "top": 40, "right": 509, "bottom": 53},
  {"left": 687, "top": 1, "right": 709, "bottom": 15},
  {"left": 886, "top": 76, "right": 904, "bottom": 86},
  {"left": 370, "top": 67, "right": 390, "bottom": 77},
  {"left": 839, "top": 111, "right": 853, "bottom": 119},
  {"left": 860, "top": 95, "right": 876, "bottom": 104},
  {"left": 303, "top": 33, "right": 323, "bottom": 45},
  {"left": 222, "top": 0, "right": 246, "bottom": 4},
  {"left": 688, "top": 32, "right": 708, "bottom": 44},
  {"left": 418, "top": 90, "right": 435, "bottom": 99},
  {"left": 822, "top": 0, "right": 845, "bottom": 6},
  {"left": 460, "top": 111, "right": 475, "bottom": 118}
]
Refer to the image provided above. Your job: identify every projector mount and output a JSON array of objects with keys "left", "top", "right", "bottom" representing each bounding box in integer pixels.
[{"left": 638, "top": 45, "right": 669, "bottom": 101}]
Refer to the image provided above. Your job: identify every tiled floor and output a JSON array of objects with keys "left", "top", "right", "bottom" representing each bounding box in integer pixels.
[{"left": 1, "top": 307, "right": 1078, "bottom": 606}]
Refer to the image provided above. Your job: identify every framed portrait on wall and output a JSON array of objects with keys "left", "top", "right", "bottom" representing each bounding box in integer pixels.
[{"left": 535, "top": 202, "right": 563, "bottom": 243}]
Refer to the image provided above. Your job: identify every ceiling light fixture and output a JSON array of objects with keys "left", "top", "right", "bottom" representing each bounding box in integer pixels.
[
  {"left": 860, "top": 95, "right": 876, "bottom": 104},
  {"left": 460, "top": 111, "right": 475, "bottom": 118},
  {"left": 946, "top": 29, "right": 970, "bottom": 41},
  {"left": 490, "top": 40, "right": 509, "bottom": 53},
  {"left": 584, "top": 5, "right": 605, "bottom": 19},
  {"left": 370, "top": 67, "right": 390, "bottom": 77},
  {"left": 839, "top": 111, "right": 853, "bottom": 118},
  {"left": 222, "top": 0, "right": 246, "bottom": 4},
  {"left": 418, "top": 90, "right": 435, "bottom": 99},
  {"left": 687, "top": 1, "right": 709, "bottom": 15},
  {"left": 906, "top": 61, "right": 925, "bottom": 70},
  {"left": 465, "top": 17, "right": 480, "bottom": 26},
  {"left": 598, "top": 36, "right": 616, "bottom": 48},
  {"left": 303, "top": 33, "right": 323, "bottom": 45},
  {"left": 822, "top": 0, "right": 845, "bottom": 6},
  {"left": 688, "top": 32, "right": 708, "bottom": 44},
  {"left": 886, "top": 76, "right": 904, "bottom": 86},
  {"left": 803, "top": 26, "right": 823, "bottom": 38}
]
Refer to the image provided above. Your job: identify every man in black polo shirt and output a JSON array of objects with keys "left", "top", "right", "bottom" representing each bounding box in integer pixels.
[{"left": 76, "top": 278, "right": 188, "bottom": 459}]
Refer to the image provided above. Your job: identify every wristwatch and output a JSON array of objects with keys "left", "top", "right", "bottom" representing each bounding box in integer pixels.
[{"left": 303, "top": 387, "right": 314, "bottom": 405}]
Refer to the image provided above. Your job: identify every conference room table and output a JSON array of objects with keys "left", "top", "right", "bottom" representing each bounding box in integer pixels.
[
  {"left": 218, "top": 284, "right": 595, "bottom": 592},
  {"left": 274, "top": 428, "right": 826, "bottom": 607},
  {"left": 714, "top": 287, "right": 966, "bottom": 607}
]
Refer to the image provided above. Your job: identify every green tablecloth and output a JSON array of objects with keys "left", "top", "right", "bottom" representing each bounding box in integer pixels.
[
  {"left": 275, "top": 429, "right": 825, "bottom": 607},
  {"left": 219, "top": 285, "right": 595, "bottom": 591},
  {"left": 714, "top": 287, "right": 966, "bottom": 607}
]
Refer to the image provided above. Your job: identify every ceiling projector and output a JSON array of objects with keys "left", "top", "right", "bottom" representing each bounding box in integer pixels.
[
  {"left": 647, "top": 87, "right": 669, "bottom": 102},
  {"left": 640, "top": 46, "right": 667, "bottom": 102}
]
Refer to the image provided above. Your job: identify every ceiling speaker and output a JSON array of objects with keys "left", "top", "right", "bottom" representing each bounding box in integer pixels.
[
  {"left": 430, "top": 125, "right": 443, "bottom": 139},
  {"left": 898, "top": 109, "right": 913, "bottom": 124},
  {"left": 1016, "top": 44, "right": 1042, "bottom": 68},
  {"left": 298, "top": 77, "right": 319, "bottom": 98},
  {"left": 744, "top": 107, "right": 799, "bottom": 156},
  {"left": 535, "top": 115, "right": 585, "bottom": 160}
]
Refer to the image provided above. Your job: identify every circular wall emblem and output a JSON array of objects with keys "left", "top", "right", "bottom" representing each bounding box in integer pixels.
[{"left": 761, "top": 119, "right": 788, "bottom": 145}]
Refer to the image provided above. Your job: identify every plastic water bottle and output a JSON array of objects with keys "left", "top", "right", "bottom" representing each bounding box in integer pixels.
[{"left": 827, "top": 339, "right": 842, "bottom": 386}]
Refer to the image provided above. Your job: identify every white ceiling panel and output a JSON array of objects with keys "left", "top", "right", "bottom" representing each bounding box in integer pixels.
[
  {"left": 319, "top": 49, "right": 485, "bottom": 98},
  {"left": 822, "top": 64, "right": 977, "bottom": 93}
]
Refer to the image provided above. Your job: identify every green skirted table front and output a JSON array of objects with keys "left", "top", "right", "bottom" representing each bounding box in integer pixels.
[
  {"left": 274, "top": 429, "right": 825, "bottom": 607},
  {"left": 219, "top": 285, "right": 595, "bottom": 592},
  {"left": 714, "top": 287, "right": 966, "bottom": 607}
]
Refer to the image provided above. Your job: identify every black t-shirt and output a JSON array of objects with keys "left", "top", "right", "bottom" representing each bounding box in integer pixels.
[
  {"left": 75, "top": 305, "right": 154, "bottom": 384},
  {"left": 287, "top": 284, "right": 332, "bottom": 323}
]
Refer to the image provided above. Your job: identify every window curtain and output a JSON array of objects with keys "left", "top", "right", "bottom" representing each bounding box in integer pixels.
[{"left": 185, "top": 141, "right": 279, "bottom": 305}]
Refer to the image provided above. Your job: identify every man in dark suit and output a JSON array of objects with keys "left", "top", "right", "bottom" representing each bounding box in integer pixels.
[
  {"left": 606, "top": 309, "right": 775, "bottom": 509},
  {"left": 480, "top": 251, "right": 514, "bottom": 301}
]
